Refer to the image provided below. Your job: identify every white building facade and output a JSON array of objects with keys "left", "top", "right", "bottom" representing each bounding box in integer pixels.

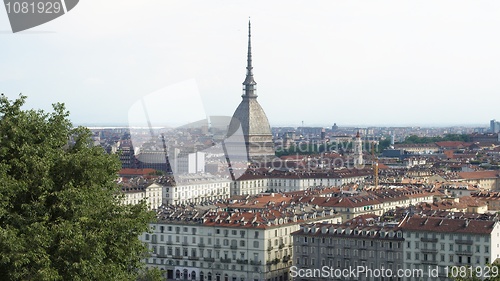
[
  {"left": 140, "top": 207, "right": 342, "bottom": 281},
  {"left": 401, "top": 216, "right": 500, "bottom": 281},
  {"left": 164, "top": 174, "right": 232, "bottom": 205}
]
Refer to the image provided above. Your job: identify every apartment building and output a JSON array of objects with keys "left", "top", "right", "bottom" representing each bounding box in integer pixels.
[
  {"left": 164, "top": 174, "right": 232, "bottom": 205},
  {"left": 292, "top": 221, "right": 404, "bottom": 281},
  {"left": 297, "top": 188, "right": 434, "bottom": 221},
  {"left": 121, "top": 182, "right": 163, "bottom": 210},
  {"left": 140, "top": 204, "right": 341, "bottom": 281},
  {"left": 400, "top": 216, "right": 500, "bottom": 281},
  {"left": 291, "top": 209, "right": 500, "bottom": 281},
  {"left": 232, "top": 169, "right": 370, "bottom": 196}
]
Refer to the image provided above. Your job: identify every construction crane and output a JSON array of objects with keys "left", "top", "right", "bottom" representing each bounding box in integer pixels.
[{"left": 372, "top": 141, "right": 379, "bottom": 188}]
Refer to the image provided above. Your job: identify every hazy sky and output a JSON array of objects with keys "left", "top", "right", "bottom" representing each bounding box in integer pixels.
[{"left": 1, "top": 1, "right": 500, "bottom": 127}]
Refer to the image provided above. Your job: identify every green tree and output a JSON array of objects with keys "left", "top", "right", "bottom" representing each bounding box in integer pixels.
[
  {"left": 0, "top": 95, "right": 159, "bottom": 281},
  {"left": 401, "top": 134, "right": 471, "bottom": 144}
]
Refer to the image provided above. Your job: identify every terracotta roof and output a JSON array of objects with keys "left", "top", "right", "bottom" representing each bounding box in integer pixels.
[
  {"left": 435, "top": 141, "right": 471, "bottom": 148},
  {"left": 119, "top": 168, "right": 156, "bottom": 176},
  {"left": 400, "top": 216, "right": 496, "bottom": 234},
  {"left": 458, "top": 171, "right": 500, "bottom": 180}
]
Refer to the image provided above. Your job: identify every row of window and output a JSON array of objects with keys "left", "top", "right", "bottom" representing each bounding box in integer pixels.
[
  {"left": 409, "top": 232, "right": 488, "bottom": 241},
  {"left": 152, "top": 246, "right": 262, "bottom": 260},
  {"left": 149, "top": 226, "right": 290, "bottom": 239},
  {"left": 297, "top": 236, "right": 402, "bottom": 248},
  {"left": 408, "top": 241, "right": 488, "bottom": 253},
  {"left": 408, "top": 253, "right": 488, "bottom": 264},
  {"left": 147, "top": 237, "right": 262, "bottom": 249}
]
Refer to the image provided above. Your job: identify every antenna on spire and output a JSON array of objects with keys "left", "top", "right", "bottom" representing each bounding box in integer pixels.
[
  {"left": 247, "top": 19, "right": 252, "bottom": 76},
  {"left": 243, "top": 18, "right": 257, "bottom": 96}
]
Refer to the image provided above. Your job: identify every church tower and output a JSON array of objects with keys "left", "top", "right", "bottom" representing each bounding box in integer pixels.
[{"left": 227, "top": 20, "right": 275, "bottom": 163}]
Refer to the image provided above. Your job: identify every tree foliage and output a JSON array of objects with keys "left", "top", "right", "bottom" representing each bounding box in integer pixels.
[
  {"left": 401, "top": 134, "right": 471, "bottom": 144},
  {"left": 0, "top": 94, "right": 158, "bottom": 280}
]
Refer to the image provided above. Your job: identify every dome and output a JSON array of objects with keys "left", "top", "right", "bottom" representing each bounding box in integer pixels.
[{"left": 228, "top": 96, "right": 272, "bottom": 137}]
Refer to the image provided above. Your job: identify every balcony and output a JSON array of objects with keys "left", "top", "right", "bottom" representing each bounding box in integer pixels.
[
  {"left": 188, "top": 256, "right": 199, "bottom": 260},
  {"left": 421, "top": 260, "right": 438, "bottom": 265},
  {"left": 157, "top": 253, "right": 169, "bottom": 258},
  {"left": 166, "top": 241, "right": 173, "bottom": 245},
  {"left": 250, "top": 260, "right": 262, "bottom": 265},
  {"left": 230, "top": 245, "right": 238, "bottom": 250},
  {"left": 279, "top": 244, "right": 285, "bottom": 249},
  {"left": 421, "top": 248, "right": 438, "bottom": 254},
  {"left": 214, "top": 244, "right": 221, "bottom": 249},
  {"left": 282, "top": 255, "right": 291, "bottom": 263},
  {"left": 173, "top": 255, "right": 183, "bottom": 259},
  {"left": 456, "top": 250, "right": 473, "bottom": 256},
  {"left": 236, "top": 259, "right": 248, "bottom": 265},
  {"left": 198, "top": 243, "right": 206, "bottom": 247},
  {"left": 267, "top": 247, "right": 274, "bottom": 251},
  {"left": 204, "top": 257, "right": 215, "bottom": 262},
  {"left": 266, "top": 258, "right": 280, "bottom": 265},
  {"left": 181, "top": 242, "right": 188, "bottom": 246},
  {"left": 455, "top": 240, "right": 474, "bottom": 245},
  {"left": 220, "top": 258, "right": 232, "bottom": 263},
  {"left": 420, "top": 237, "right": 438, "bottom": 243}
]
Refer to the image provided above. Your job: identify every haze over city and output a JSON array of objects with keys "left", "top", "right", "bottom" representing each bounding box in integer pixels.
[{"left": 1, "top": 1, "right": 500, "bottom": 127}]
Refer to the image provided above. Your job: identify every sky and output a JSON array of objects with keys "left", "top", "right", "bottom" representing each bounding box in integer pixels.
[{"left": 1, "top": 0, "right": 500, "bottom": 128}]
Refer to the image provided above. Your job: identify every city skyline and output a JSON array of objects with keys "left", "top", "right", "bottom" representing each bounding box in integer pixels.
[{"left": 2, "top": 1, "right": 500, "bottom": 127}]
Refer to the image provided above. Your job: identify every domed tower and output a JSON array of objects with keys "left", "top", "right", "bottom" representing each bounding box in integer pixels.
[{"left": 227, "top": 20, "right": 275, "bottom": 163}]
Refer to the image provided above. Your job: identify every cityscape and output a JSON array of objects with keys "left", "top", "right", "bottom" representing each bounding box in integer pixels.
[
  {"left": 3, "top": 2, "right": 500, "bottom": 281},
  {"left": 83, "top": 22, "right": 500, "bottom": 281}
]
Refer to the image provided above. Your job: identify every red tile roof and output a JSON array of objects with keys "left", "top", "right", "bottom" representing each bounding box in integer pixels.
[
  {"left": 400, "top": 216, "right": 496, "bottom": 234},
  {"left": 458, "top": 171, "right": 500, "bottom": 180}
]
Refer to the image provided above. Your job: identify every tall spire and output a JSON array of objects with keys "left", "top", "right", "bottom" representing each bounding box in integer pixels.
[{"left": 243, "top": 19, "right": 257, "bottom": 97}]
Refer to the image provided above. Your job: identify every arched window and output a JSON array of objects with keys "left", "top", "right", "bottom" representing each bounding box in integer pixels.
[
  {"left": 200, "top": 271, "right": 204, "bottom": 281},
  {"left": 176, "top": 270, "right": 181, "bottom": 279},
  {"left": 191, "top": 271, "right": 196, "bottom": 280},
  {"left": 183, "top": 269, "right": 189, "bottom": 280},
  {"left": 224, "top": 274, "right": 229, "bottom": 281},
  {"left": 208, "top": 272, "right": 212, "bottom": 281}
]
